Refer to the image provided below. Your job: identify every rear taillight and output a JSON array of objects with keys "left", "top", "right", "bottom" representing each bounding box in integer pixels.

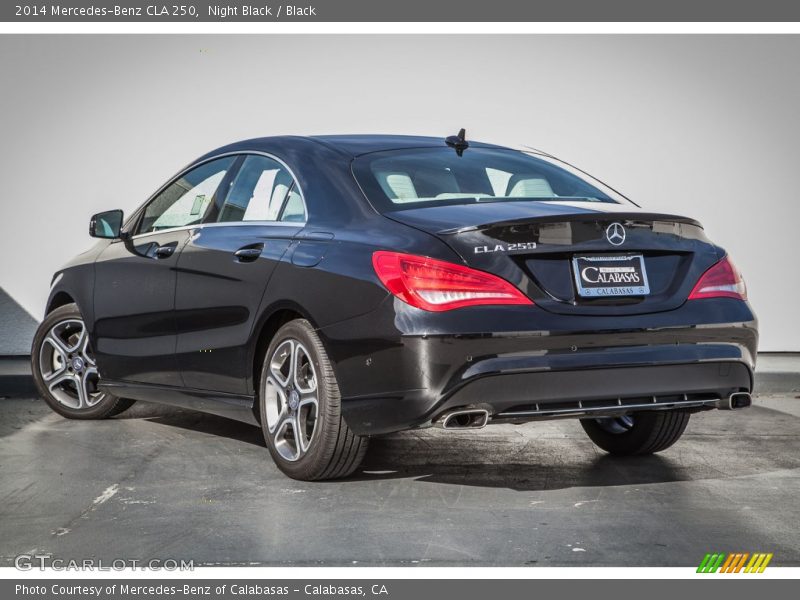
[
  {"left": 372, "top": 251, "right": 533, "bottom": 311},
  {"left": 688, "top": 256, "right": 747, "bottom": 301}
]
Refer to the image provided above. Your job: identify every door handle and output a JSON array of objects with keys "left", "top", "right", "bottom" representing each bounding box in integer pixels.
[
  {"left": 234, "top": 244, "right": 264, "bottom": 263},
  {"left": 154, "top": 245, "right": 175, "bottom": 259}
]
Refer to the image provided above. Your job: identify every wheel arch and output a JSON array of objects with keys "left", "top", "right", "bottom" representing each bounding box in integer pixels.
[
  {"left": 46, "top": 291, "right": 77, "bottom": 314},
  {"left": 249, "top": 301, "right": 322, "bottom": 397}
]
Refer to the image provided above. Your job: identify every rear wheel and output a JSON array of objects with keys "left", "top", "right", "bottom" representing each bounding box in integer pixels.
[
  {"left": 580, "top": 410, "right": 690, "bottom": 455},
  {"left": 259, "top": 319, "right": 368, "bottom": 480},
  {"left": 32, "top": 303, "right": 135, "bottom": 419}
]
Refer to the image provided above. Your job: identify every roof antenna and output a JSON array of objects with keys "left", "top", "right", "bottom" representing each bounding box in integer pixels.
[{"left": 445, "top": 128, "right": 469, "bottom": 156}]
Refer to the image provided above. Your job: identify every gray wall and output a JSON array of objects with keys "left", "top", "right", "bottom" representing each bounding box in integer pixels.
[
  {"left": 0, "top": 288, "right": 38, "bottom": 355},
  {"left": 0, "top": 35, "right": 797, "bottom": 350}
]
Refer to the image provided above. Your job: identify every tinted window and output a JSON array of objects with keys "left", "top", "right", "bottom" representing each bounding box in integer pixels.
[
  {"left": 138, "top": 157, "right": 235, "bottom": 234},
  {"left": 352, "top": 147, "right": 617, "bottom": 212},
  {"left": 279, "top": 187, "right": 306, "bottom": 222},
  {"left": 217, "top": 155, "right": 304, "bottom": 223}
]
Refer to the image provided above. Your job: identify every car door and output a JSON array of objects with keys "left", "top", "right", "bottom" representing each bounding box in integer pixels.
[
  {"left": 93, "top": 156, "right": 237, "bottom": 386},
  {"left": 174, "top": 153, "right": 307, "bottom": 394}
]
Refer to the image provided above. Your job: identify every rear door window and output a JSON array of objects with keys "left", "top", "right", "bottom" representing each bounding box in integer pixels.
[{"left": 217, "top": 155, "right": 306, "bottom": 223}]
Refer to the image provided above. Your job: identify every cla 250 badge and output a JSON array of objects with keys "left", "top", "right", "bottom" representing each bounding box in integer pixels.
[{"left": 474, "top": 242, "right": 537, "bottom": 254}]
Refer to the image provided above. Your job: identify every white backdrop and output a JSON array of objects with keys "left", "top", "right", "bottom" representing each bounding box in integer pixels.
[{"left": 1, "top": 35, "right": 797, "bottom": 350}]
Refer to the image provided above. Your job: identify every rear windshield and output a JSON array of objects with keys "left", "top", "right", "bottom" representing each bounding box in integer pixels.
[{"left": 352, "top": 147, "right": 618, "bottom": 212}]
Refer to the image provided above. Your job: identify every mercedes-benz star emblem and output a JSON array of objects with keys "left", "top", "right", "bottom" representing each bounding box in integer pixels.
[
  {"left": 606, "top": 222, "right": 626, "bottom": 246},
  {"left": 289, "top": 389, "right": 300, "bottom": 412}
]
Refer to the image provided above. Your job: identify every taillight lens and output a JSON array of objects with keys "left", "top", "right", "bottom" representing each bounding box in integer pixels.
[
  {"left": 688, "top": 256, "right": 747, "bottom": 300},
  {"left": 372, "top": 251, "right": 533, "bottom": 311}
]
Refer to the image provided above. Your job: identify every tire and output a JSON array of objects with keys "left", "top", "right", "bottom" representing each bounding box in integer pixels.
[
  {"left": 32, "top": 303, "right": 135, "bottom": 420},
  {"left": 258, "top": 319, "right": 368, "bottom": 480},
  {"left": 580, "top": 410, "right": 690, "bottom": 455}
]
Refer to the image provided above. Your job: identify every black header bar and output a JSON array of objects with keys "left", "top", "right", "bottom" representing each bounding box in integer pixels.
[{"left": 4, "top": 0, "right": 800, "bottom": 22}]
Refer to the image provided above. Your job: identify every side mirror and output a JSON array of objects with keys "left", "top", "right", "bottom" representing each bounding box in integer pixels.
[{"left": 90, "top": 209, "right": 124, "bottom": 239}]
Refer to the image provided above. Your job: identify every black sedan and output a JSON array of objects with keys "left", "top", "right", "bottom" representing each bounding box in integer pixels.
[{"left": 33, "top": 132, "right": 757, "bottom": 480}]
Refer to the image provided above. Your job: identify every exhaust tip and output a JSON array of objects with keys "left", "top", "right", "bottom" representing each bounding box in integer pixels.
[
  {"left": 729, "top": 392, "right": 752, "bottom": 410},
  {"left": 439, "top": 409, "right": 490, "bottom": 429},
  {"left": 718, "top": 392, "right": 752, "bottom": 410}
]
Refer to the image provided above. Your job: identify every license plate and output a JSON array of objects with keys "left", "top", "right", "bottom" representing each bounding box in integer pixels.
[{"left": 572, "top": 254, "right": 650, "bottom": 297}]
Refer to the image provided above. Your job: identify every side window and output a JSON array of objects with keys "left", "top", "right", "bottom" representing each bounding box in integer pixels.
[
  {"left": 217, "top": 155, "right": 306, "bottom": 223},
  {"left": 138, "top": 157, "right": 235, "bottom": 235},
  {"left": 279, "top": 188, "right": 306, "bottom": 222}
]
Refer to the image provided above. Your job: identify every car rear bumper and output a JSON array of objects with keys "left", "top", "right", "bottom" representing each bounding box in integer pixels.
[
  {"left": 338, "top": 358, "right": 753, "bottom": 435},
  {"left": 320, "top": 298, "right": 758, "bottom": 435},
  {"left": 434, "top": 361, "right": 751, "bottom": 421}
]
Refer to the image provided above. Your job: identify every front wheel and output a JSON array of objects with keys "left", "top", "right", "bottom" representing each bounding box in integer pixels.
[
  {"left": 580, "top": 410, "right": 690, "bottom": 455},
  {"left": 259, "top": 319, "right": 368, "bottom": 480},
  {"left": 32, "top": 303, "right": 135, "bottom": 419}
]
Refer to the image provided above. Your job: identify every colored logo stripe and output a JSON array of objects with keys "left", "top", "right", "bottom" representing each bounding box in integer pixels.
[
  {"left": 697, "top": 552, "right": 772, "bottom": 573},
  {"left": 720, "top": 553, "right": 736, "bottom": 572},
  {"left": 721, "top": 553, "right": 748, "bottom": 573},
  {"left": 745, "top": 553, "right": 773, "bottom": 573},
  {"left": 697, "top": 553, "right": 726, "bottom": 573}
]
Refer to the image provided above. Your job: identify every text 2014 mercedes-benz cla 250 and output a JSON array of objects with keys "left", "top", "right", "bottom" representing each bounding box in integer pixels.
[{"left": 33, "top": 133, "right": 758, "bottom": 480}]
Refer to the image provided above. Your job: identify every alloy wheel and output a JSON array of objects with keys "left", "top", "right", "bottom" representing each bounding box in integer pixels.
[
  {"left": 37, "top": 318, "right": 105, "bottom": 410},
  {"left": 264, "top": 339, "right": 319, "bottom": 461}
]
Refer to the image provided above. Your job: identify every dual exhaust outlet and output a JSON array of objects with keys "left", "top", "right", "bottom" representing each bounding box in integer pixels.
[{"left": 435, "top": 392, "right": 752, "bottom": 430}]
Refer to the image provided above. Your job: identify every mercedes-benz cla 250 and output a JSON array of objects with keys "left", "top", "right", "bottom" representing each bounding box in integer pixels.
[{"left": 33, "top": 133, "right": 757, "bottom": 480}]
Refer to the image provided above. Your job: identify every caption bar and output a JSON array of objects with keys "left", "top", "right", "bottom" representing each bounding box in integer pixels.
[{"left": 6, "top": 0, "right": 800, "bottom": 22}]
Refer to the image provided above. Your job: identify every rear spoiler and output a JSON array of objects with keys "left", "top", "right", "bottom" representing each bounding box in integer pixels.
[{"left": 438, "top": 212, "right": 703, "bottom": 235}]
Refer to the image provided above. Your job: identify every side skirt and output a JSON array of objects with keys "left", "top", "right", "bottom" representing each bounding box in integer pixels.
[{"left": 100, "top": 379, "right": 259, "bottom": 426}]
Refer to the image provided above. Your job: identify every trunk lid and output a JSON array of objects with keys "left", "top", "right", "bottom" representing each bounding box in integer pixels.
[{"left": 386, "top": 200, "right": 721, "bottom": 316}]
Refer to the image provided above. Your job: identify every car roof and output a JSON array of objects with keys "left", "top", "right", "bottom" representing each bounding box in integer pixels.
[
  {"left": 202, "top": 134, "right": 510, "bottom": 161},
  {"left": 307, "top": 134, "right": 508, "bottom": 156}
]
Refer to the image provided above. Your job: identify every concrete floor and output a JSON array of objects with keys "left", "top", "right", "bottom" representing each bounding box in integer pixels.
[{"left": 1, "top": 395, "right": 799, "bottom": 567}]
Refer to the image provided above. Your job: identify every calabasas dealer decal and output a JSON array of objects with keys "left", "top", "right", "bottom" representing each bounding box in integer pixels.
[{"left": 572, "top": 254, "right": 651, "bottom": 297}]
